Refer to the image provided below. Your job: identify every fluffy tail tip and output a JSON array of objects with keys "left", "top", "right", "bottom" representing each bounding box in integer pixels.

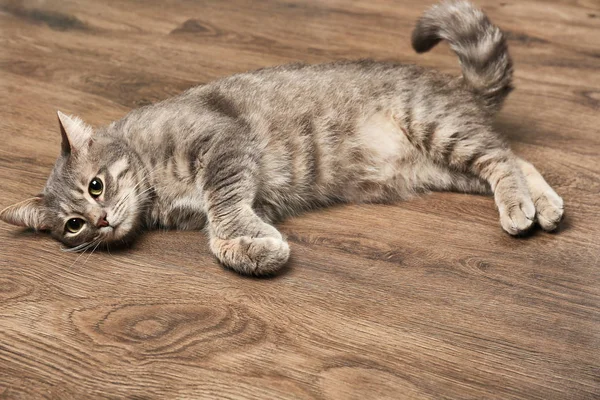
[{"left": 411, "top": 19, "right": 442, "bottom": 53}]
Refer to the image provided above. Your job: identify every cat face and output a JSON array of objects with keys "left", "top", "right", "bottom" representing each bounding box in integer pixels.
[{"left": 0, "top": 112, "right": 149, "bottom": 249}]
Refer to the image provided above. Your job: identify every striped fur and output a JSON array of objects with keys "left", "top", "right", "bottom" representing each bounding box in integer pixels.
[{"left": 0, "top": 1, "right": 563, "bottom": 275}]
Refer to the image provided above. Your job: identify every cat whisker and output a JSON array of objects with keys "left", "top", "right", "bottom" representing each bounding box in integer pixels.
[
  {"left": 66, "top": 237, "right": 100, "bottom": 268},
  {"left": 82, "top": 239, "right": 102, "bottom": 267},
  {"left": 67, "top": 247, "right": 88, "bottom": 269},
  {"left": 62, "top": 241, "right": 93, "bottom": 253}
]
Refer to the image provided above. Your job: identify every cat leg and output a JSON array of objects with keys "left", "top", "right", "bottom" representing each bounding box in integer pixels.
[
  {"left": 462, "top": 148, "right": 537, "bottom": 235},
  {"left": 443, "top": 171, "right": 491, "bottom": 195},
  {"left": 443, "top": 158, "right": 563, "bottom": 231},
  {"left": 206, "top": 194, "right": 289, "bottom": 276},
  {"left": 202, "top": 140, "right": 289, "bottom": 275},
  {"left": 207, "top": 217, "right": 289, "bottom": 276},
  {"left": 413, "top": 161, "right": 491, "bottom": 195},
  {"left": 454, "top": 175, "right": 490, "bottom": 194},
  {"left": 422, "top": 114, "right": 563, "bottom": 233},
  {"left": 516, "top": 157, "right": 564, "bottom": 231}
]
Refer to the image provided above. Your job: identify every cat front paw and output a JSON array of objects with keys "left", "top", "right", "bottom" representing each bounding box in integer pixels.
[{"left": 210, "top": 236, "right": 290, "bottom": 276}]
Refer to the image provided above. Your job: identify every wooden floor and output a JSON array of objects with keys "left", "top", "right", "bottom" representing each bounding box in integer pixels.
[{"left": 1, "top": 0, "right": 599, "bottom": 398}]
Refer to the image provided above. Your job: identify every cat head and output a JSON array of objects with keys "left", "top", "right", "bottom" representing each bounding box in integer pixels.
[{"left": 0, "top": 112, "right": 150, "bottom": 249}]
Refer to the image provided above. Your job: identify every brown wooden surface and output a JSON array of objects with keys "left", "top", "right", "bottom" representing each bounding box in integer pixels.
[{"left": 1, "top": 0, "right": 599, "bottom": 398}]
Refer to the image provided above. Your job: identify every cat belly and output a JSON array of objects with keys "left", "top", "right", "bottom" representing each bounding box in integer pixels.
[{"left": 340, "top": 109, "right": 417, "bottom": 202}]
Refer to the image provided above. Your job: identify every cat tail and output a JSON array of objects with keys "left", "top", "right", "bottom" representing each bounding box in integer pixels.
[{"left": 412, "top": 1, "right": 513, "bottom": 114}]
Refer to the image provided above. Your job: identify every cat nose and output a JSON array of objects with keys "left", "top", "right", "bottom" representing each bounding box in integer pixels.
[{"left": 96, "top": 211, "right": 109, "bottom": 228}]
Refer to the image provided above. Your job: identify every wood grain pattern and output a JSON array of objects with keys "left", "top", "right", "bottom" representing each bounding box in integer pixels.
[{"left": 0, "top": 0, "right": 599, "bottom": 398}]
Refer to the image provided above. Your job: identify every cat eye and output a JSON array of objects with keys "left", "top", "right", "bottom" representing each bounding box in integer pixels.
[
  {"left": 89, "top": 177, "right": 104, "bottom": 198},
  {"left": 65, "top": 218, "right": 85, "bottom": 233}
]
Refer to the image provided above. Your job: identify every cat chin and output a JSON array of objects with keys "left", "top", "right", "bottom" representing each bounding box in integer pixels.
[
  {"left": 99, "top": 214, "right": 140, "bottom": 245},
  {"left": 100, "top": 224, "right": 127, "bottom": 243},
  {"left": 99, "top": 225, "right": 118, "bottom": 239}
]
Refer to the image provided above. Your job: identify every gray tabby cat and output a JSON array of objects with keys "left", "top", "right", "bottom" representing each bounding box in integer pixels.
[{"left": 0, "top": 1, "right": 564, "bottom": 275}]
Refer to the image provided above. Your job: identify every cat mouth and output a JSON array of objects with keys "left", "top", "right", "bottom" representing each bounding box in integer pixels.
[{"left": 99, "top": 223, "right": 122, "bottom": 240}]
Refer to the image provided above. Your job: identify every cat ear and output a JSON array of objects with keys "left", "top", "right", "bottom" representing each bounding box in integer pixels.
[
  {"left": 0, "top": 197, "right": 48, "bottom": 230},
  {"left": 57, "top": 111, "right": 93, "bottom": 154}
]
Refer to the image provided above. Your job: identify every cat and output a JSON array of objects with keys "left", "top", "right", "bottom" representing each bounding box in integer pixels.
[{"left": 0, "top": 1, "right": 564, "bottom": 275}]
